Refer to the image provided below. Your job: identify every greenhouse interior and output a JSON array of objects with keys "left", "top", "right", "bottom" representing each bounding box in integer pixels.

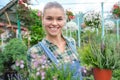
[{"left": 0, "top": 0, "right": 120, "bottom": 80}]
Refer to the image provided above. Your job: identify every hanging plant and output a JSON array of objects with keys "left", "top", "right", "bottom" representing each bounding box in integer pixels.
[
  {"left": 83, "top": 11, "right": 101, "bottom": 28},
  {"left": 66, "top": 10, "right": 75, "bottom": 21},
  {"left": 112, "top": 1, "right": 120, "bottom": 18}
]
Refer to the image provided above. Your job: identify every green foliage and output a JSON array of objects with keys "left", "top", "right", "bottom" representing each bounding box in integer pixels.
[
  {"left": 66, "top": 10, "right": 74, "bottom": 21},
  {"left": 29, "top": 10, "right": 42, "bottom": 27},
  {"left": 112, "top": 69, "right": 120, "bottom": 80},
  {"left": 0, "top": 38, "right": 27, "bottom": 72},
  {"left": 0, "top": 52, "right": 4, "bottom": 73},
  {"left": 112, "top": 3, "right": 120, "bottom": 18},
  {"left": 17, "top": 4, "right": 43, "bottom": 27},
  {"left": 27, "top": 10, "right": 45, "bottom": 46},
  {"left": 30, "top": 25, "right": 45, "bottom": 46},
  {"left": 79, "top": 34, "right": 120, "bottom": 70},
  {"left": 17, "top": 5, "right": 42, "bottom": 27},
  {"left": 29, "top": 64, "right": 81, "bottom": 80},
  {"left": 3, "top": 38, "right": 27, "bottom": 61},
  {"left": 18, "top": 9, "right": 45, "bottom": 46}
]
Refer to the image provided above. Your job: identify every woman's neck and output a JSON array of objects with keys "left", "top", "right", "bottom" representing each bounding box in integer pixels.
[
  {"left": 46, "top": 35, "right": 64, "bottom": 44},
  {"left": 46, "top": 35, "right": 66, "bottom": 53}
]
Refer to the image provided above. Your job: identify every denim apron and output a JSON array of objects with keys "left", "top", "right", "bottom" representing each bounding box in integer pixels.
[{"left": 39, "top": 41, "right": 83, "bottom": 80}]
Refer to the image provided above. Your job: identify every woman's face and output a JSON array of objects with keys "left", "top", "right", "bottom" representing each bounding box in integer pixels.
[{"left": 42, "top": 8, "right": 66, "bottom": 37}]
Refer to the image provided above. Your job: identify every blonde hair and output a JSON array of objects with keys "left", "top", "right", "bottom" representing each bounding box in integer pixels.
[{"left": 43, "top": 1, "right": 65, "bottom": 15}]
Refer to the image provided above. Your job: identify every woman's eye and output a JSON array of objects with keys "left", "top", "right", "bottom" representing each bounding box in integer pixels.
[
  {"left": 58, "top": 18, "right": 63, "bottom": 20},
  {"left": 46, "top": 18, "right": 52, "bottom": 20}
]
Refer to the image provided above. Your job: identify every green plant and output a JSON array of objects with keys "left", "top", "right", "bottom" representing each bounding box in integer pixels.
[
  {"left": 30, "top": 25, "right": 45, "bottom": 46},
  {"left": 79, "top": 34, "right": 120, "bottom": 70},
  {"left": 0, "top": 52, "right": 4, "bottom": 74},
  {"left": 112, "top": 69, "right": 120, "bottom": 80},
  {"left": 0, "top": 38, "right": 28, "bottom": 77},
  {"left": 83, "top": 11, "right": 101, "bottom": 28},
  {"left": 112, "top": 2, "right": 120, "bottom": 18},
  {"left": 29, "top": 63, "right": 81, "bottom": 80},
  {"left": 66, "top": 10, "right": 75, "bottom": 21},
  {"left": 17, "top": 3, "right": 45, "bottom": 46}
]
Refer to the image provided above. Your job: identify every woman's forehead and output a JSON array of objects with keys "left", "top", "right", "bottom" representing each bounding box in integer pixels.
[{"left": 43, "top": 8, "right": 65, "bottom": 16}]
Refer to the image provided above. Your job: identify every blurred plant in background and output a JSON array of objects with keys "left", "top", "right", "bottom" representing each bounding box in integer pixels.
[
  {"left": 83, "top": 11, "right": 101, "bottom": 28},
  {"left": 0, "top": 38, "right": 28, "bottom": 79},
  {"left": 112, "top": 1, "right": 120, "bottom": 18},
  {"left": 66, "top": 10, "right": 75, "bottom": 21},
  {"left": 17, "top": 0, "right": 45, "bottom": 46},
  {"left": 63, "top": 21, "right": 78, "bottom": 31},
  {"left": 104, "top": 20, "right": 115, "bottom": 32}
]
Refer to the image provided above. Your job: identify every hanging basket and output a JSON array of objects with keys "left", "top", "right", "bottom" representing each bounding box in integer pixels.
[{"left": 93, "top": 68, "right": 112, "bottom": 80}]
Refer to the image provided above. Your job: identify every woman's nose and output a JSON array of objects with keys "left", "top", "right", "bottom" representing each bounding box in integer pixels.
[{"left": 52, "top": 20, "right": 57, "bottom": 25}]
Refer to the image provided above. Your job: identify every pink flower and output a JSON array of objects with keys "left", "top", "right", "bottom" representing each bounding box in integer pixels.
[
  {"left": 31, "top": 53, "right": 37, "bottom": 58},
  {"left": 40, "top": 71, "right": 46, "bottom": 80},
  {"left": 15, "top": 61, "right": 20, "bottom": 66},
  {"left": 42, "top": 55, "right": 46, "bottom": 60},
  {"left": 20, "top": 60, "right": 24, "bottom": 64},
  {"left": 20, "top": 64, "right": 24, "bottom": 68},
  {"left": 37, "top": 11, "right": 41, "bottom": 17},
  {"left": 33, "top": 61, "right": 39, "bottom": 68},
  {"left": 38, "top": 58, "right": 44, "bottom": 64},
  {"left": 18, "top": 0, "right": 24, "bottom": 4}
]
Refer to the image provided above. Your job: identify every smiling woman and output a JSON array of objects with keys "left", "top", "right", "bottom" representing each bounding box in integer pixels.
[
  {"left": 42, "top": 6, "right": 66, "bottom": 38},
  {"left": 27, "top": 1, "right": 83, "bottom": 80}
]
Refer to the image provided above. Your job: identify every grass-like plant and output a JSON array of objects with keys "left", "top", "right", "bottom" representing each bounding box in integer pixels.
[
  {"left": 0, "top": 38, "right": 28, "bottom": 78},
  {"left": 80, "top": 34, "right": 120, "bottom": 70}
]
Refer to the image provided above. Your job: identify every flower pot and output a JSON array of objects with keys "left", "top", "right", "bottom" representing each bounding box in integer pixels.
[{"left": 93, "top": 68, "right": 112, "bottom": 80}]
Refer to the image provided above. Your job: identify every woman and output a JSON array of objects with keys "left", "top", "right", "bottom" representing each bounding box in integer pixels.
[{"left": 27, "top": 1, "right": 82, "bottom": 80}]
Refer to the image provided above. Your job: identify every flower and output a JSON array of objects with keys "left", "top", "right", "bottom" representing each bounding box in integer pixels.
[
  {"left": 66, "top": 10, "right": 75, "bottom": 21},
  {"left": 18, "top": 0, "right": 24, "bottom": 4},
  {"left": 15, "top": 60, "right": 25, "bottom": 69},
  {"left": 112, "top": 1, "right": 120, "bottom": 18},
  {"left": 20, "top": 64, "right": 24, "bottom": 69},
  {"left": 83, "top": 11, "right": 101, "bottom": 28},
  {"left": 15, "top": 61, "right": 20, "bottom": 66},
  {"left": 37, "top": 10, "right": 41, "bottom": 17},
  {"left": 40, "top": 70, "right": 46, "bottom": 80},
  {"left": 104, "top": 20, "right": 115, "bottom": 30},
  {"left": 83, "top": 27, "right": 95, "bottom": 33},
  {"left": 63, "top": 21, "right": 78, "bottom": 31}
]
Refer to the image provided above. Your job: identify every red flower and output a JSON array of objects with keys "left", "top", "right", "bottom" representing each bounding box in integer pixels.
[
  {"left": 69, "top": 15, "right": 75, "bottom": 19},
  {"left": 18, "top": 0, "right": 24, "bottom": 4},
  {"left": 112, "top": 2, "right": 120, "bottom": 18},
  {"left": 113, "top": 4, "right": 119, "bottom": 9}
]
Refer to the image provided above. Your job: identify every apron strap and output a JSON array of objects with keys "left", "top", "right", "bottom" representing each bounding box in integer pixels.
[{"left": 39, "top": 42, "right": 59, "bottom": 66}]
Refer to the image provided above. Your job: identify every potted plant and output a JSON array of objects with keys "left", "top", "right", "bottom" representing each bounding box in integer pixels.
[
  {"left": 79, "top": 33, "right": 120, "bottom": 80},
  {"left": 0, "top": 38, "right": 28, "bottom": 79}
]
